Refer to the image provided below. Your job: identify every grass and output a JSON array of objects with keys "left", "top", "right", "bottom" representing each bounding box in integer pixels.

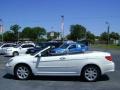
[{"left": 91, "top": 44, "right": 120, "bottom": 50}]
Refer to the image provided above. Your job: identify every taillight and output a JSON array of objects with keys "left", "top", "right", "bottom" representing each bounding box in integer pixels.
[{"left": 105, "top": 56, "right": 112, "bottom": 61}]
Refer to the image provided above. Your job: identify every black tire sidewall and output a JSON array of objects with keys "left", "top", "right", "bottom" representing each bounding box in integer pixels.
[{"left": 13, "top": 52, "right": 19, "bottom": 56}]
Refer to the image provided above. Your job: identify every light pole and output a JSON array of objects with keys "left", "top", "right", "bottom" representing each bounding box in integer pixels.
[
  {"left": 61, "top": 15, "right": 64, "bottom": 41},
  {"left": 0, "top": 19, "right": 3, "bottom": 42},
  {"left": 105, "top": 22, "right": 110, "bottom": 45}
]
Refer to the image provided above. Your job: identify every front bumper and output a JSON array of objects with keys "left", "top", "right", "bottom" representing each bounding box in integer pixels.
[
  {"left": 4, "top": 50, "right": 13, "bottom": 56},
  {"left": 5, "top": 63, "right": 14, "bottom": 75}
]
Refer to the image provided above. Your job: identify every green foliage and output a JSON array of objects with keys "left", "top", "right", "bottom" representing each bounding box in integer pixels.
[
  {"left": 67, "top": 24, "right": 95, "bottom": 44},
  {"left": 99, "top": 32, "right": 108, "bottom": 41},
  {"left": 110, "top": 32, "right": 119, "bottom": 40},
  {"left": 3, "top": 31, "right": 15, "bottom": 42},
  {"left": 86, "top": 31, "right": 95, "bottom": 44},
  {"left": 99, "top": 31, "right": 119, "bottom": 44},
  {"left": 21, "top": 27, "right": 33, "bottom": 39},
  {"left": 69, "top": 24, "right": 86, "bottom": 41},
  {"left": 32, "top": 27, "right": 46, "bottom": 40},
  {"left": 21, "top": 26, "right": 46, "bottom": 41},
  {"left": 10, "top": 24, "right": 21, "bottom": 41},
  {"left": 10, "top": 24, "right": 21, "bottom": 34}
]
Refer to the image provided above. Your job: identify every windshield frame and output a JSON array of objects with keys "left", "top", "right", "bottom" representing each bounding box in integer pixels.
[
  {"left": 34, "top": 46, "right": 51, "bottom": 57},
  {"left": 59, "top": 43, "right": 70, "bottom": 49}
]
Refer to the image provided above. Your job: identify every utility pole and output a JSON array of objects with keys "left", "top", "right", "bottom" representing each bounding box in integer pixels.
[
  {"left": 61, "top": 15, "right": 64, "bottom": 41},
  {"left": 106, "top": 22, "right": 110, "bottom": 45}
]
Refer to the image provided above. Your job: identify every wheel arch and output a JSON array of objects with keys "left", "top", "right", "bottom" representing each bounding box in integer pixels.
[
  {"left": 81, "top": 64, "right": 101, "bottom": 76},
  {"left": 13, "top": 51, "right": 19, "bottom": 55},
  {"left": 14, "top": 63, "right": 33, "bottom": 75}
]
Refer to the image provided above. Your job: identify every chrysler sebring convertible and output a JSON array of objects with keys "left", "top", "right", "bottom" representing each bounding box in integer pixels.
[{"left": 5, "top": 46, "right": 115, "bottom": 82}]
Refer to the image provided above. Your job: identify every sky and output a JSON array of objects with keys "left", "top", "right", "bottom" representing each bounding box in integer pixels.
[{"left": 0, "top": 0, "right": 120, "bottom": 36}]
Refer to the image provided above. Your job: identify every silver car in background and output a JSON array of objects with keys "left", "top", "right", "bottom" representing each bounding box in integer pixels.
[{"left": 0, "top": 43, "right": 16, "bottom": 54}]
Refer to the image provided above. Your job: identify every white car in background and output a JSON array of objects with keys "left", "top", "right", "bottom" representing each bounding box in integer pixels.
[
  {"left": 5, "top": 43, "right": 35, "bottom": 56},
  {"left": 0, "top": 43, "right": 16, "bottom": 54},
  {"left": 6, "top": 46, "right": 115, "bottom": 82}
]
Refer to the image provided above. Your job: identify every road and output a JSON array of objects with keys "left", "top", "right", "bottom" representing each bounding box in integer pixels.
[{"left": 0, "top": 48, "right": 120, "bottom": 90}]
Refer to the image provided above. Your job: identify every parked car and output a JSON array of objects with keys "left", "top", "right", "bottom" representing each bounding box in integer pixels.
[
  {"left": 77, "top": 40, "right": 89, "bottom": 46},
  {"left": 6, "top": 46, "right": 115, "bottom": 81},
  {"left": 0, "top": 43, "right": 16, "bottom": 55},
  {"left": 50, "top": 43, "right": 88, "bottom": 55},
  {"left": 26, "top": 42, "right": 62, "bottom": 54},
  {"left": 5, "top": 43, "right": 35, "bottom": 56}
]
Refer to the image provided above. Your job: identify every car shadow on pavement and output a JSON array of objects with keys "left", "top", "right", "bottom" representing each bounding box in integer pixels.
[
  {"left": 4, "top": 55, "right": 13, "bottom": 58},
  {"left": 3, "top": 74, "right": 109, "bottom": 82}
]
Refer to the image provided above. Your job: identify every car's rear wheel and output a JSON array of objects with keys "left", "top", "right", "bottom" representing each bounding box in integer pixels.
[
  {"left": 82, "top": 65, "right": 101, "bottom": 82},
  {"left": 14, "top": 65, "right": 32, "bottom": 80},
  {"left": 13, "top": 51, "right": 19, "bottom": 56}
]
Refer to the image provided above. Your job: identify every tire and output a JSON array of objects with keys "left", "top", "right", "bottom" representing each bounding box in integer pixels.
[
  {"left": 81, "top": 65, "right": 101, "bottom": 82},
  {"left": 14, "top": 65, "right": 32, "bottom": 80},
  {"left": 13, "top": 51, "right": 19, "bottom": 56}
]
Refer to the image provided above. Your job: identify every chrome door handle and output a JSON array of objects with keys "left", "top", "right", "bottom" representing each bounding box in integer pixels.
[{"left": 60, "top": 57, "right": 66, "bottom": 60}]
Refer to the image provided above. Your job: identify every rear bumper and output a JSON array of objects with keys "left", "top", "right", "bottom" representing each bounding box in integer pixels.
[{"left": 102, "top": 62, "right": 115, "bottom": 74}]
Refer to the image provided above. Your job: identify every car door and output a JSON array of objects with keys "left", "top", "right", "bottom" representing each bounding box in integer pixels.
[
  {"left": 19, "top": 44, "right": 34, "bottom": 54},
  {"left": 68, "top": 44, "right": 77, "bottom": 53},
  {"left": 0, "top": 44, "right": 11, "bottom": 54},
  {"left": 35, "top": 51, "right": 79, "bottom": 75},
  {"left": 68, "top": 44, "right": 82, "bottom": 53}
]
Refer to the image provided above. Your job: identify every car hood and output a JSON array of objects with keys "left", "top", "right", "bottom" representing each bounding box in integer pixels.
[{"left": 11, "top": 54, "right": 34, "bottom": 62}]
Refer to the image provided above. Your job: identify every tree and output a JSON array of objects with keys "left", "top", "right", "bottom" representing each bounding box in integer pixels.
[
  {"left": 99, "top": 31, "right": 119, "bottom": 44},
  {"left": 3, "top": 31, "right": 15, "bottom": 42},
  {"left": 21, "top": 27, "right": 46, "bottom": 41},
  {"left": 86, "top": 31, "right": 95, "bottom": 44},
  {"left": 10, "top": 24, "right": 21, "bottom": 41},
  {"left": 21, "top": 27, "right": 33, "bottom": 40},
  {"left": 99, "top": 32, "right": 108, "bottom": 42},
  {"left": 32, "top": 27, "right": 46, "bottom": 41},
  {"left": 110, "top": 32, "right": 119, "bottom": 40},
  {"left": 99, "top": 31, "right": 111, "bottom": 44},
  {"left": 69, "top": 24, "right": 86, "bottom": 41}
]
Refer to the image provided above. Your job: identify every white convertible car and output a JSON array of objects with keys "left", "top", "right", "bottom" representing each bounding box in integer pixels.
[{"left": 6, "top": 46, "right": 115, "bottom": 82}]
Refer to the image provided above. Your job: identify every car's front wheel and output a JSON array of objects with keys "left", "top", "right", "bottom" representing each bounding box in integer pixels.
[
  {"left": 82, "top": 65, "right": 101, "bottom": 82},
  {"left": 13, "top": 51, "right": 19, "bottom": 56},
  {"left": 14, "top": 65, "right": 32, "bottom": 80}
]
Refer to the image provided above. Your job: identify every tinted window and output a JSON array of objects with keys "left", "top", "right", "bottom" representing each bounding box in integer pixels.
[
  {"left": 22, "top": 45, "right": 34, "bottom": 48},
  {"left": 2, "top": 44, "right": 11, "bottom": 47},
  {"left": 59, "top": 44, "right": 69, "bottom": 49},
  {"left": 68, "top": 45, "right": 76, "bottom": 49}
]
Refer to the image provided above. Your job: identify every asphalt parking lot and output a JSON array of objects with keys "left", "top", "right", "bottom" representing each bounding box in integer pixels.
[{"left": 0, "top": 48, "right": 120, "bottom": 90}]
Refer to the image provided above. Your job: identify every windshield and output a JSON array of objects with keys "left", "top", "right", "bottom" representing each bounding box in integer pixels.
[
  {"left": 59, "top": 43, "right": 69, "bottom": 49},
  {"left": 33, "top": 46, "right": 51, "bottom": 56},
  {"left": 14, "top": 44, "right": 21, "bottom": 48}
]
